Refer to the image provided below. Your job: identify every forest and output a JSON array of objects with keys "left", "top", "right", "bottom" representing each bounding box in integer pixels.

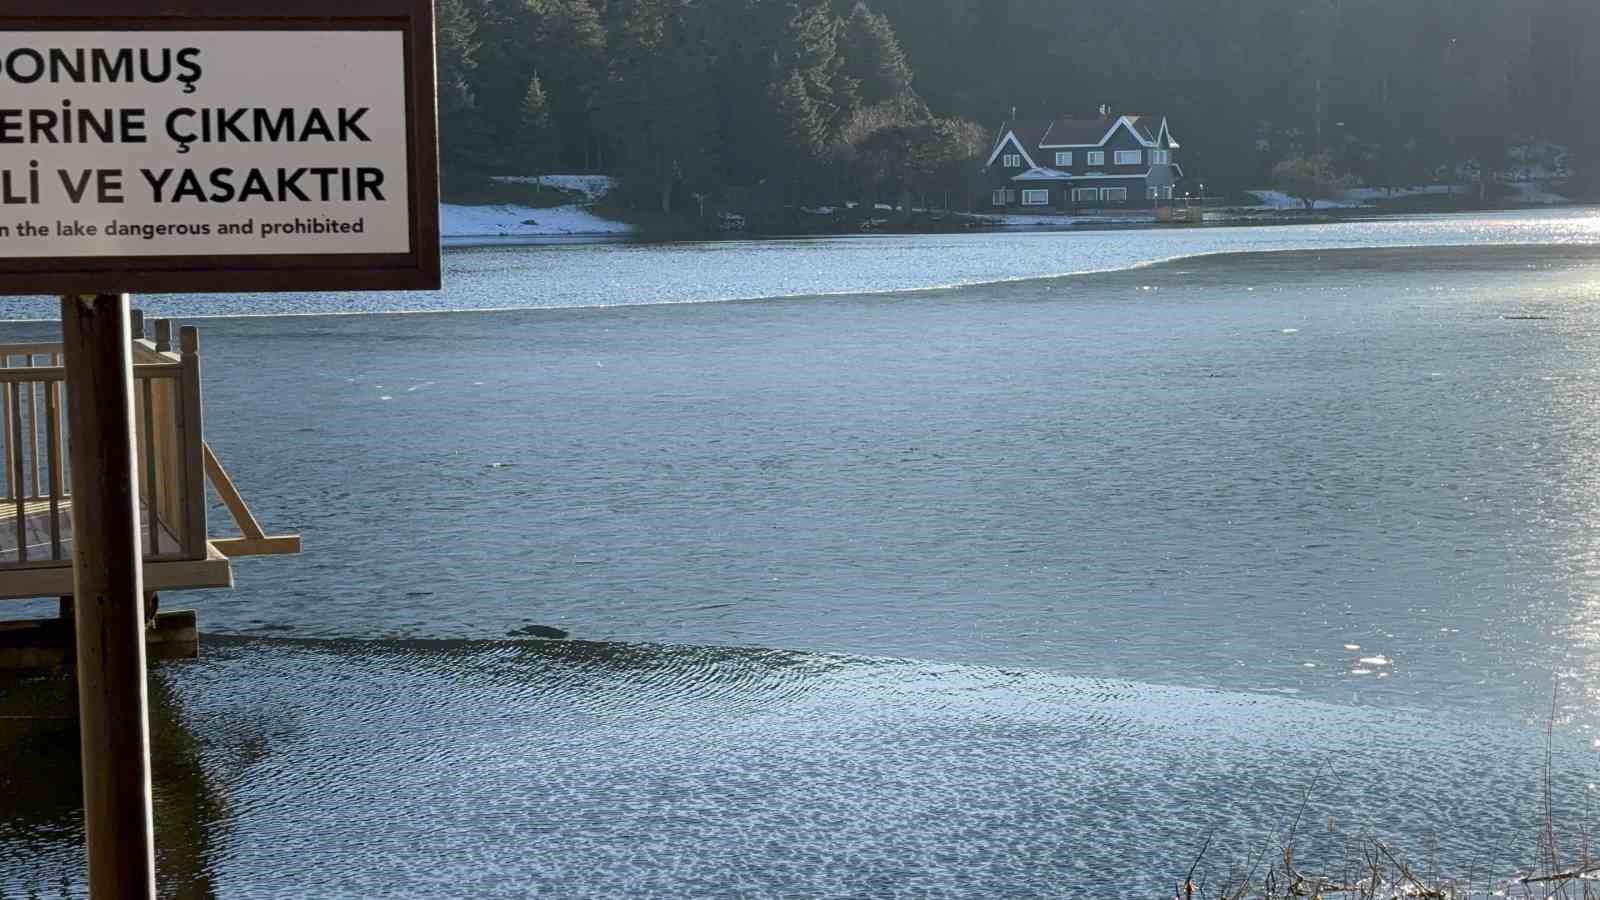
[{"left": 437, "top": 0, "right": 1600, "bottom": 213}]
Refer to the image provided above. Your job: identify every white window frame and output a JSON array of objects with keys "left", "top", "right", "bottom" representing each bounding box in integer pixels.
[
  {"left": 1151, "top": 149, "right": 1170, "bottom": 165},
  {"left": 1054, "top": 151, "right": 1073, "bottom": 167},
  {"left": 1086, "top": 151, "right": 1105, "bottom": 167},
  {"left": 1002, "top": 154, "right": 1022, "bottom": 169},
  {"left": 1072, "top": 187, "right": 1100, "bottom": 203},
  {"left": 1103, "top": 187, "right": 1129, "bottom": 205},
  {"left": 991, "top": 188, "right": 1011, "bottom": 206},
  {"left": 1114, "top": 150, "right": 1143, "bottom": 165},
  {"left": 1021, "top": 189, "right": 1050, "bottom": 206}
]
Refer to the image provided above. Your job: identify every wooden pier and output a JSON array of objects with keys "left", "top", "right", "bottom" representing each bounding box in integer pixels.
[{"left": 0, "top": 314, "right": 298, "bottom": 668}]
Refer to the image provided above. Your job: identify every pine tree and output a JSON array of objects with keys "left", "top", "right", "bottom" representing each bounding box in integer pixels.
[
  {"left": 839, "top": 2, "right": 918, "bottom": 112},
  {"left": 435, "top": 0, "right": 484, "bottom": 176},
  {"left": 537, "top": 0, "right": 608, "bottom": 170},
  {"left": 521, "top": 73, "right": 563, "bottom": 172},
  {"left": 769, "top": 65, "right": 829, "bottom": 163}
]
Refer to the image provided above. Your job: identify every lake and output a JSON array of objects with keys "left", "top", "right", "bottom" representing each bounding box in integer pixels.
[{"left": 5, "top": 211, "right": 1600, "bottom": 897}]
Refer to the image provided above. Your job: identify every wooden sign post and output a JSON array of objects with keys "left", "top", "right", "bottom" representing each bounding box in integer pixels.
[
  {"left": 0, "top": 4, "right": 440, "bottom": 895},
  {"left": 61, "top": 292, "right": 156, "bottom": 897}
]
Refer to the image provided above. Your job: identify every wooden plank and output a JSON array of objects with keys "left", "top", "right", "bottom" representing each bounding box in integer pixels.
[
  {"left": 141, "top": 379, "right": 157, "bottom": 556},
  {"left": 0, "top": 343, "right": 64, "bottom": 357},
  {"left": 1, "top": 495, "right": 184, "bottom": 561},
  {"left": 1, "top": 357, "right": 11, "bottom": 503},
  {"left": 26, "top": 377, "right": 39, "bottom": 498},
  {"left": 51, "top": 354, "right": 66, "bottom": 508},
  {"left": 0, "top": 364, "right": 178, "bottom": 383},
  {"left": 0, "top": 552, "right": 231, "bottom": 600},
  {"left": 0, "top": 610, "right": 199, "bottom": 672},
  {"left": 48, "top": 353, "right": 62, "bottom": 557},
  {"left": 202, "top": 443, "right": 266, "bottom": 541},
  {"left": 60, "top": 292, "right": 157, "bottom": 898},
  {"left": 178, "top": 328, "right": 207, "bottom": 560},
  {"left": 212, "top": 536, "right": 301, "bottom": 557},
  {"left": 154, "top": 376, "right": 180, "bottom": 537},
  {"left": 11, "top": 382, "right": 25, "bottom": 562},
  {"left": 45, "top": 371, "right": 61, "bottom": 560}
]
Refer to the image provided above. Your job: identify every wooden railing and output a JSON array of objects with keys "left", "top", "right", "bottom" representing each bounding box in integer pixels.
[{"left": 0, "top": 316, "right": 208, "bottom": 569}]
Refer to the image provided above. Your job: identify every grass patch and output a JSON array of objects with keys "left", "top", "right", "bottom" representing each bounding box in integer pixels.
[{"left": 1177, "top": 693, "right": 1598, "bottom": 899}]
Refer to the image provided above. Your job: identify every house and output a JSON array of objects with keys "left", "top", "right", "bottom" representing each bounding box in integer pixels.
[{"left": 983, "top": 113, "right": 1182, "bottom": 211}]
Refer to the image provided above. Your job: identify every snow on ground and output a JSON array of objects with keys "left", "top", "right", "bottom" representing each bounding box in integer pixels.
[
  {"left": 1506, "top": 181, "right": 1572, "bottom": 205},
  {"left": 1248, "top": 189, "right": 1360, "bottom": 210},
  {"left": 490, "top": 174, "right": 617, "bottom": 201},
  {"left": 440, "top": 203, "right": 633, "bottom": 238},
  {"left": 979, "top": 213, "right": 1155, "bottom": 226},
  {"left": 1247, "top": 187, "right": 1457, "bottom": 210},
  {"left": 1249, "top": 182, "right": 1569, "bottom": 210}
]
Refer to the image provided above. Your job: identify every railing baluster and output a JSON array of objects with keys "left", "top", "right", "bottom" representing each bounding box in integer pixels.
[
  {"left": 53, "top": 353, "right": 68, "bottom": 506},
  {"left": 178, "top": 327, "right": 207, "bottom": 559},
  {"left": 11, "top": 381, "right": 25, "bottom": 562},
  {"left": 27, "top": 366, "right": 40, "bottom": 498},
  {"left": 45, "top": 366, "right": 62, "bottom": 561},
  {"left": 142, "top": 377, "right": 157, "bottom": 556},
  {"left": 1, "top": 355, "right": 12, "bottom": 503}
]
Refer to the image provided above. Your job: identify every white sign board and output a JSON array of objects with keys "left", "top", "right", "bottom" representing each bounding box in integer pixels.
[{"left": 0, "top": 31, "right": 413, "bottom": 259}]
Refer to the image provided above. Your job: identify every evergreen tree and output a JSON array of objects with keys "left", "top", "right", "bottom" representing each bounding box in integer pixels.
[
  {"left": 839, "top": 2, "right": 917, "bottom": 111},
  {"left": 436, "top": 0, "right": 485, "bottom": 176},
  {"left": 520, "top": 74, "right": 563, "bottom": 172},
  {"left": 432, "top": 0, "right": 1600, "bottom": 204},
  {"left": 769, "top": 65, "right": 830, "bottom": 164},
  {"left": 536, "top": 0, "right": 608, "bottom": 170}
]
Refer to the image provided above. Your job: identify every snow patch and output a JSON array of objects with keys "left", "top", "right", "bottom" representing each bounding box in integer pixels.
[
  {"left": 440, "top": 203, "right": 633, "bottom": 238},
  {"left": 490, "top": 174, "right": 617, "bottom": 201},
  {"left": 979, "top": 213, "right": 1156, "bottom": 226},
  {"left": 1506, "top": 181, "right": 1571, "bottom": 205},
  {"left": 1250, "top": 180, "right": 1569, "bottom": 210},
  {"left": 1246, "top": 188, "right": 1455, "bottom": 210}
]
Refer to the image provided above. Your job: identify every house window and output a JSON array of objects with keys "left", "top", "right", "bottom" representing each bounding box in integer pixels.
[
  {"left": 1072, "top": 188, "right": 1100, "bottom": 203},
  {"left": 1114, "top": 150, "right": 1143, "bottom": 165},
  {"left": 1103, "top": 187, "right": 1129, "bottom": 205},
  {"left": 1054, "top": 151, "right": 1073, "bottom": 167},
  {"left": 1021, "top": 189, "right": 1050, "bottom": 206},
  {"left": 1151, "top": 149, "right": 1170, "bottom": 165},
  {"left": 1086, "top": 151, "right": 1106, "bottom": 167},
  {"left": 992, "top": 188, "right": 1016, "bottom": 206},
  {"left": 1003, "top": 154, "right": 1022, "bottom": 169},
  {"left": 1147, "top": 185, "right": 1174, "bottom": 200}
]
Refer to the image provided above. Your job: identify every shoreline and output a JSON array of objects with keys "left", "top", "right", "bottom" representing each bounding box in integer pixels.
[
  {"left": 440, "top": 200, "right": 1600, "bottom": 249},
  {"left": 3, "top": 240, "right": 1598, "bottom": 327}
]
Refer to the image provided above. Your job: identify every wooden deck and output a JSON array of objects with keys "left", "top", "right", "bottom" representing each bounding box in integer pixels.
[
  {"left": 0, "top": 497, "right": 184, "bottom": 565},
  {"left": 0, "top": 319, "right": 294, "bottom": 606},
  {"left": 0, "top": 496, "right": 234, "bottom": 601}
]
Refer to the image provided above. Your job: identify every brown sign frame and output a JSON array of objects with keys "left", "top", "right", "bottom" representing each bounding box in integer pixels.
[{"left": 0, "top": 1, "right": 441, "bottom": 295}]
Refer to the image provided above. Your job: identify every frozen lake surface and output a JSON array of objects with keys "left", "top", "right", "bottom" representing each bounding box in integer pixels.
[
  {"left": 7, "top": 213, "right": 1600, "bottom": 896},
  {"left": 1, "top": 206, "right": 1599, "bottom": 319}
]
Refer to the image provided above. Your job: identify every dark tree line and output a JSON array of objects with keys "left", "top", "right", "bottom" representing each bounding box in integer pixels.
[
  {"left": 438, "top": 0, "right": 1600, "bottom": 209},
  {"left": 438, "top": 0, "right": 980, "bottom": 214}
]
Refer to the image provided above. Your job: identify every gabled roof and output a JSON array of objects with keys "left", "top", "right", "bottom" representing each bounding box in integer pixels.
[
  {"left": 1038, "top": 118, "right": 1114, "bottom": 148},
  {"left": 984, "top": 122, "right": 1045, "bottom": 169},
  {"left": 990, "top": 115, "right": 1179, "bottom": 155},
  {"left": 1012, "top": 167, "right": 1073, "bottom": 181}
]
